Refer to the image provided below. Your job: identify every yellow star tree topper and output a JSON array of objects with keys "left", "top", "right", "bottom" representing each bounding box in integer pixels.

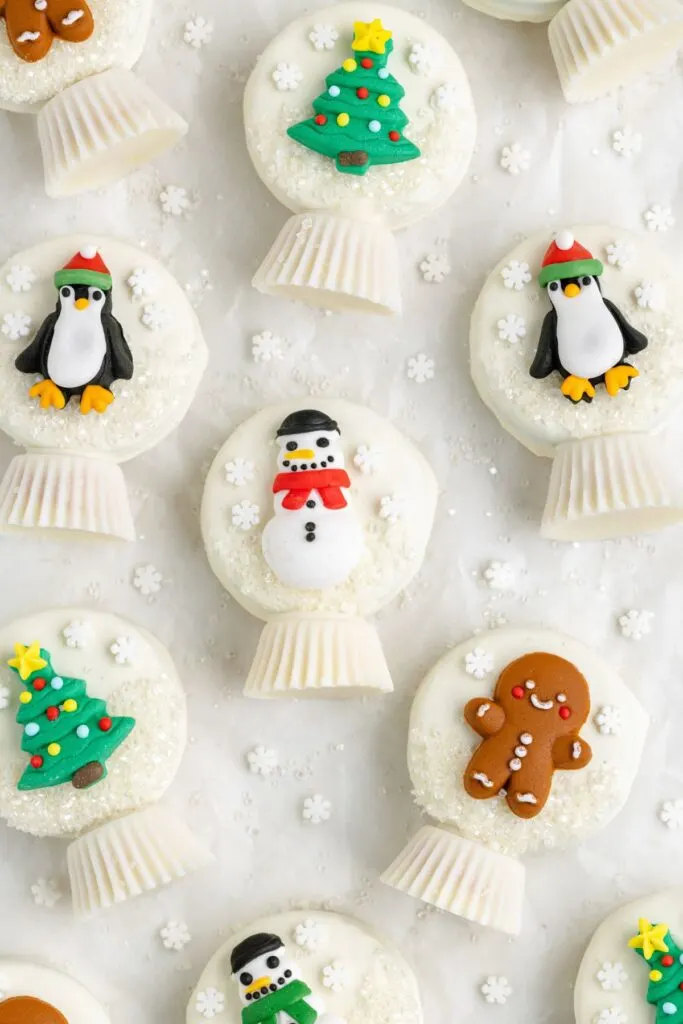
[
  {"left": 7, "top": 642, "right": 47, "bottom": 681},
  {"left": 352, "top": 18, "right": 392, "bottom": 54},
  {"left": 628, "top": 919, "right": 670, "bottom": 961}
]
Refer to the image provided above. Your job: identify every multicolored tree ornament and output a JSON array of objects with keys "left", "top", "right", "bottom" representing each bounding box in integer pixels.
[
  {"left": 287, "top": 18, "right": 420, "bottom": 176},
  {"left": 7, "top": 642, "right": 135, "bottom": 791},
  {"left": 629, "top": 918, "right": 683, "bottom": 1022}
]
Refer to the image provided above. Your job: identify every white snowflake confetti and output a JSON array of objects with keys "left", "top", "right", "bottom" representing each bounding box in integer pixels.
[
  {"left": 6, "top": 265, "right": 35, "bottom": 293},
  {"left": 127, "top": 267, "right": 155, "bottom": 298},
  {"left": 232, "top": 499, "right": 260, "bottom": 531},
  {"left": 497, "top": 313, "right": 527, "bottom": 344},
  {"left": 141, "top": 303, "right": 169, "bottom": 332},
  {"left": 62, "top": 619, "right": 92, "bottom": 649},
  {"left": 353, "top": 444, "right": 382, "bottom": 474},
  {"left": 606, "top": 241, "right": 635, "bottom": 270},
  {"left": 294, "top": 918, "right": 326, "bottom": 951},
  {"left": 594, "top": 705, "right": 621, "bottom": 736},
  {"left": 303, "top": 794, "right": 332, "bottom": 824},
  {"left": 379, "top": 495, "right": 404, "bottom": 524},
  {"left": 465, "top": 647, "right": 494, "bottom": 679},
  {"left": 407, "top": 353, "right": 435, "bottom": 383},
  {"left": 419, "top": 253, "right": 451, "bottom": 283},
  {"left": 252, "top": 330, "right": 284, "bottom": 362},
  {"left": 634, "top": 281, "right": 666, "bottom": 311},
  {"left": 483, "top": 561, "right": 516, "bottom": 591},
  {"left": 322, "top": 960, "right": 347, "bottom": 992},
  {"left": 109, "top": 635, "right": 137, "bottom": 665},
  {"left": 618, "top": 609, "right": 653, "bottom": 640},
  {"left": 159, "top": 184, "right": 191, "bottom": 216},
  {"left": 183, "top": 16, "right": 213, "bottom": 48},
  {"left": 597, "top": 962, "right": 628, "bottom": 992},
  {"left": 1, "top": 311, "right": 31, "bottom": 341},
  {"left": 195, "top": 988, "right": 225, "bottom": 1019},
  {"left": 0, "top": 684, "right": 10, "bottom": 710},
  {"left": 481, "top": 976, "right": 513, "bottom": 1005},
  {"left": 659, "top": 799, "right": 683, "bottom": 829},
  {"left": 430, "top": 82, "right": 459, "bottom": 112},
  {"left": 407, "top": 41, "right": 434, "bottom": 75},
  {"left": 247, "top": 745, "right": 279, "bottom": 776},
  {"left": 160, "top": 920, "right": 192, "bottom": 951},
  {"left": 501, "top": 260, "right": 532, "bottom": 291},
  {"left": 31, "top": 877, "right": 62, "bottom": 909},
  {"left": 309, "top": 23, "right": 338, "bottom": 50},
  {"left": 612, "top": 126, "right": 642, "bottom": 158},
  {"left": 644, "top": 204, "right": 674, "bottom": 232},
  {"left": 133, "top": 564, "right": 163, "bottom": 596},
  {"left": 593, "top": 1008, "right": 627, "bottom": 1024},
  {"left": 500, "top": 143, "right": 530, "bottom": 175},
  {"left": 272, "top": 61, "right": 303, "bottom": 91},
  {"left": 225, "top": 457, "right": 255, "bottom": 487}
]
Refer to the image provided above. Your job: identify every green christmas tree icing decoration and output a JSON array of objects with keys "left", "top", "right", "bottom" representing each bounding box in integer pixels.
[
  {"left": 7, "top": 642, "right": 135, "bottom": 792},
  {"left": 287, "top": 18, "right": 421, "bottom": 177},
  {"left": 629, "top": 918, "right": 683, "bottom": 1022}
]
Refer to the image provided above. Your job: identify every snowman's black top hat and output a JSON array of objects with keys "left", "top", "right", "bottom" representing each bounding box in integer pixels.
[
  {"left": 276, "top": 409, "right": 340, "bottom": 437},
  {"left": 231, "top": 933, "right": 284, "bottom": 974}
]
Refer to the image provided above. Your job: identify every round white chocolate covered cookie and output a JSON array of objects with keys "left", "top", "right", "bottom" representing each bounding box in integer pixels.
[
  {"left": 187, "top": 910, "right": 423, "bottom": 1024},
  {"left": 382, "top": 628, "right": 648, "bottom": 935},
  {"left": 0, "top": 960, "right": 109, "bottom": 1024}
]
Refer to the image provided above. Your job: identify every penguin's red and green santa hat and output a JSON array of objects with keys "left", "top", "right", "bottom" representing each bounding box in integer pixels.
[
  {"left": 539, "top": 231, "right": 604, "bottom": 287},
  {"left": 54, "top": 246, "right": 113, "bottom": 291}
]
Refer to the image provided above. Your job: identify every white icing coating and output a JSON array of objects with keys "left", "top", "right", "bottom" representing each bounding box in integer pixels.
[
  {"left": 0, "top": 0, "right": 152, "bottom": 112},
  {"left": 202, "top": 399, "right": 437, "bottom": 621},
  {"left": 470, "top": 226, "right": 683, "bottom": 458},
  {"left": 0, "top": 236, "right": 207, "bottom": 461},
  {"left": 575, "top": 887, "right": 683, "bottom": 1024},
  {"left": 407, "top": 628, "right": 649, "bottom": 858},
  {"left": 0, "top": 608, "right": 186, "bottom": 838},
  {"left": 0, "top": 959, "right": 109, "bottom": 1022},
  {"left": 243, "top": 2, "right": 477, "bottom": 231},
  {"left": 187, "top": 910, "right": 423, "bottom": 1024},
  {"left": 462, "top": 0, "right": 565, "bottom": 22}
]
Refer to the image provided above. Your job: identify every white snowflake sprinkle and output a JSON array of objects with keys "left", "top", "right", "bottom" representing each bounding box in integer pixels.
[
  {"left": 606, "top": 241, "right": 635, "bottom": 270},
  {"left": 644, "top": 204, "right": 674, "bottom": 232},
  {"left": 618, "top": 609, "right": 653, "bottom": 640},
  {"left": 127, "top": 267, "right": 155, "bottom": 298},
  {"left": 594, "top": 705, "right": 621, "bottom": 736},
  {"left": 133, "top": 564, "right": 163, "bottom": 596},
  {"left": 430, "top": 82, "right": 459, "bottom": 112},
  {"left": 407, "top": 353, "right": 435, "bottom": 383},
  {"left": 272, "top": 62, "right": 303, "bottom": 91},
  {"left": 62, "top": 619, "right": 92, "bottom": 649},
  {"left": 379, "top": 495, "right": 404, "bottom": 524},
  {"left": 225, "top": 457, "right": 255, "bottom": 487},
  {"left": 303, "top": 794, "right": 332, "bottom": 824},
  {"left": 597, "top": 962, "right": 628, "bottom": 992},
  {"left": 294, "top": 918, "right": 326, "bottom": 951},
  {"left": 183, "top": 16, "right": 213, "bottom": 48},
  {"left": 497, "top": 313, "right": 527, "bottom": 344},
  {"left": 353, "top": 444, "right": 382, "bottom": 474},
  {"left": 322, "top": 960, "right": 347, "bottom": 992},
  {"left": 2, "top": 311, "right": 31, "bottom": 341},
  {"left": 500, "top": 143, "right": 530, "bottom": 175},
  {"left": 159, "top": 185, "right": 190, "bottom": 216},
  {"left": 160, "top": 920, "right": 192, "bottom": 951},
  {"left": 483, "top": 561, "right": 516, "bottom": 591},
  {"left": 309, "top": 23, "right": 338, "bottom": 50},
  {"left": 465, "top": 647, "right": 494, "bottom": 679},
  {"left": 612, "top": 126, "right": 642, "bottom": 158},
  {"left": 247, "top": 745, "right": 278, "bottom": 776},
  {"left": 501, "top": 260, "right": 531, "bottom": 291},
  {"left": 6, "top": 265, "right": 35, "bottom": 293},
  {"left": 593, "top": 1008, "right": 627, "bottom": 1024},
  {"left": 0, "top": 684, "right": 10, "bottom": 710},
  {"left": 109, "top": 635, "right": 137, "bottom": 665},
  {"left": 141, "top": 303, "right": 169, "bottom": 332},
  {"left": 420, "top": 253, "right": 451, "bottom": 283},
  {"left": 407, "top": 41, "right": 434, "bottom": 75},
  {"left": 31, "top": 877, "right": 62, "bottom": 909},
  {"left": 634, "top": 281, "right": 666, "bottom": 311},
  {"left": 195, "top": 988, "right": 225, "bottom": 1019},
  {"left": 252, "top": 330, "right": 284, "bottom": 362},
  {"left": 659, "top": 799, "right": 683, "bottom": 829},
  {"left": 481, "top": 976, "right": 513, "bottom": 1005},
  {"left": 232, "top": 499, "right": 260, "bottom": 531}
]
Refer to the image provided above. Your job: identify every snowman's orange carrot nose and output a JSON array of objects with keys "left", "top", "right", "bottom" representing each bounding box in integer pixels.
[{"left": 289, "top": 449, "right": 314, "bottom": 459}]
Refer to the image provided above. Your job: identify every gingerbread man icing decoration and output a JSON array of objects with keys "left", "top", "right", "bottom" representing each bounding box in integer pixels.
[
  {"left": 0, "top": 0, "right": 94, "bottom": 63},
  {"left": 463, "top": 651, "right": 593, "bottom": 819}
]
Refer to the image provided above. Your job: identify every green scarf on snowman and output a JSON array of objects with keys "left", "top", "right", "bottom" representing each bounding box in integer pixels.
[{"left": 241, "top": 979, "right": 318, "bottom": 1024}]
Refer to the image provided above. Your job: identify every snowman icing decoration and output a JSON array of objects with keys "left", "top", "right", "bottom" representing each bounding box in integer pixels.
[
  {"left": 15, "top": 246, "right": 134, "bottom": 415},
  {"left": 530, "top": 230, "right": 648, "bottom": 404},
  {"left": 262, "top": 409, "right": 363, "bottom": 590},
  {"left": 231, "top": 932, "right": 344, "bottom": 1024}
]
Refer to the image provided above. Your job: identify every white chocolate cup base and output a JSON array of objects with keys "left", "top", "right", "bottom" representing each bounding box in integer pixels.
[
  {"left": 549, "top": 0, "right": 683, "bottom": 103},
  {"left": 463, "top": 0, "right": 565, "bottom": 22},
  {"left": 381, "top": 824, "right": 524, "bottom": 935},
  {"left": 541, "top": 432, "right": 683, "bottom": 542},
  {"left": 68, "top": 805, "right": 214, "bottom": 919},
  {"left": 244, "top": 614, "right": 394, "bottom": 698},
  {"left": 253, "top": 211, "right": 402, "bottom": 316},
  {"left": 0, "top": 451, "right": 135, "bottom": 540},
  {"left": 38, "top": 68, "right": 188, "bottom": 197}
]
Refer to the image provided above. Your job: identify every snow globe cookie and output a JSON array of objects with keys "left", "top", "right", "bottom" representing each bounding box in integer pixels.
[
  {"left": 470, "top": 227, "right": 683, "bottom": 541},
  {"left": 0, "top": 236, "right": 207, "bottom": 541},
  {"left": 575, "top": 889, "right": 683, "bottom": 1024},
  {"left": 243, "top": 3, "right": 476, "bottom": 315},
  {"left": 381, "top": 628, "right": 648, "bottom": 935},
  {"left": 0, "top": 608, "right": 213, "bottom": 919},
  {"left": 0, "top": 959, "right": 110, "bottom": 1023},
  {"left": 462, "top": 0, "right": 566, "bottom": 23},
  {"left": 201, "top": 400, "right": 437, "bottom": 698},
  {"left": 187, "top": 910, "right": 423, "bottom": 1024},
  {"left": 0, "top": 0, "right": 187, "bottom": 195}
]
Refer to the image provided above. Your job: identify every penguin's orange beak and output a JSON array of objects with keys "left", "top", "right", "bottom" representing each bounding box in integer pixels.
[
  {"left": 563, "top": 283, "right": 580, "bottom": 299},
  {"left": 74, "top": 298, "right": 89, "bottom": 311}
]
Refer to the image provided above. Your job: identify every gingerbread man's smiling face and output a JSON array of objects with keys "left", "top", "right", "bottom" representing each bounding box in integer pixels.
[{"left": 493, "top": 652, "right": 590, "bottom": 733}]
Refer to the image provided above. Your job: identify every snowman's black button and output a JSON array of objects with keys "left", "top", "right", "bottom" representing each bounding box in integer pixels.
[
  {"left": 311, "top": 463, "right": 317, "bottom": 469},
  {"left": 300, "top": 464, "right": 308, "bottom": 470},
  {"left": 282, "top": 460, "right": 290, "bottom": 467},
  {"left": 320, "top": 461, "right": 327, "bottom": 467},
  {"left": 291, "top": 465, "right": 298, "bottom": 472},
  {"left": 284, "top": 971, "right": 292, "bottom": 978},
  {"left": 305, "top": 522, "right": 316, "bottom": 531},
  {"left": 306, "top": 500, "right": 315, "bottom": 508},
  {"left": 306, "top": 532, "right": 315, "bottom": 542}
]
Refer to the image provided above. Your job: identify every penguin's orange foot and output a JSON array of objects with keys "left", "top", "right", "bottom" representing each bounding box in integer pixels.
[
  {"left": 605, "top": 364, "right": 639, "bottom": 397},
  {"left": 80, "top": 385, "right": 114, "bottom": 415},
  {"left": 29, "top": 379, "right": 66, "bottom": 410},
  {"left": 561, "top": 375, "right": 596, "bottom": 404}
]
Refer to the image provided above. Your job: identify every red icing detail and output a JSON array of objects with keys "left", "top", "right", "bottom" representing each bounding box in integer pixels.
[
  {"left": 511, "top": 686, "right": 525, "bottom": 699},
  {"left": 678, "top": 983, "right": 683, "bottom": 991},
  {"left": 30, "top": 755, "right": 43, "bottom": 769},
  {"left": 663, "top": 956, "right": 675, "bottom": 967},
  {"left": 314, "top": 114, "right": 327, "bottom": 125},
  {"left": 360, "top": 57, "right": 373, "bottom": 68},
  {"left": 61, "top": 248, "right": 111, "bottom": 278},
  {"left": 273, "top": 469, "right": 351, "bottom": 511},
  {"left": 389, "top": 130, "right": 400, "bottom": 141},
  {"left": 559, "top": 706, "right": 571, "bottom": 720},
  {"left": 33, "top": 677, "right": 47, "bottom": 690},
  {"left": 357, "top": 86, "right": 369, "bottom": 99},
  {"left": 541, "top": 237, "right": 595, "bottom": 272},
  {"left": 99, "top": 717, "right": 112, "bottom": 732},
  {"left": 46, "top": 706, "right": 59, "bottom": 721}
]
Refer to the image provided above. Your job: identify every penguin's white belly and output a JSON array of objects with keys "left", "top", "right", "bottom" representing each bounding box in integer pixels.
[
  {"left": 47, "top": 313, "right": 107, "bottom": 389},
  {"left": 262, "top": 494, "right": 363, "bottom": 590},
  {"left": 557, "top": 305, "right": 623, "bottom": 380}
]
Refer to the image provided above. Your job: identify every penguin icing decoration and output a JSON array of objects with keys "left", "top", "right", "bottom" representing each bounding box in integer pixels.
[
  {"left": 15, "top": 247, "right": 133, "bottom": 415},
  {"left": 530, "top": 230, "right": 648, "bottom": 404},
  {"left": 261, "top": 409, "right": 364, "bottom": 590}
]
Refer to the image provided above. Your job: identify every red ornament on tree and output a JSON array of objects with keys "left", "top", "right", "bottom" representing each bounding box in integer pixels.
[
  {"left": 99, "top": 717, "right": 112, "bottom": 732},
  {"left": 30, "top": 755, "right": 43, "bottom": 769},
  {"left": 314, "top": 114, "right": 327, "bottom": 125},
  {"left": 357, "top": 86, "right": 369, "bottom": 99},
  {"left": 389, "top": 130, "right": 400, "bottom": 141},
  {"left": 663, "top": 956, "right": 675, "bottom": 967},
  {"left": 46, "top": 706, "right": 59, "bottom": 721},
  {"left": 360, "top": 57, "right": 373, "bottom": 68},
  {"left": 33, "top": 677, "right": 46, "bottom": 691}
]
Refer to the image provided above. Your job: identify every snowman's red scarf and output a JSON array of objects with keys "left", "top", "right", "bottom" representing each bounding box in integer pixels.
[{"left": 273, "top": 468, "right": 351, "bottom": 510}]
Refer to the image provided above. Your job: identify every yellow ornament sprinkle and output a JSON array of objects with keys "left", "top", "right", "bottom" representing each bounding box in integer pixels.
[
  {"left": 337, "top": 112, "right": 350, "bottom": 127},
  {"left": 377, "top": 94, "right": 391, "bottom": 108},
  {"left": 19, "top": 691, "right": 32, "bottom": 704},
  {"left": 63, "top": 699, "right": 77, "bottom": 712},
  {"left": 342, "top": 58, "right": 357, "bottom": 72},
  {"left": 47, "top": 743, "right": 61, "bottom": 756},
  {"left": 650, "top": 970, "right": 663, "bottom": 982}
]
